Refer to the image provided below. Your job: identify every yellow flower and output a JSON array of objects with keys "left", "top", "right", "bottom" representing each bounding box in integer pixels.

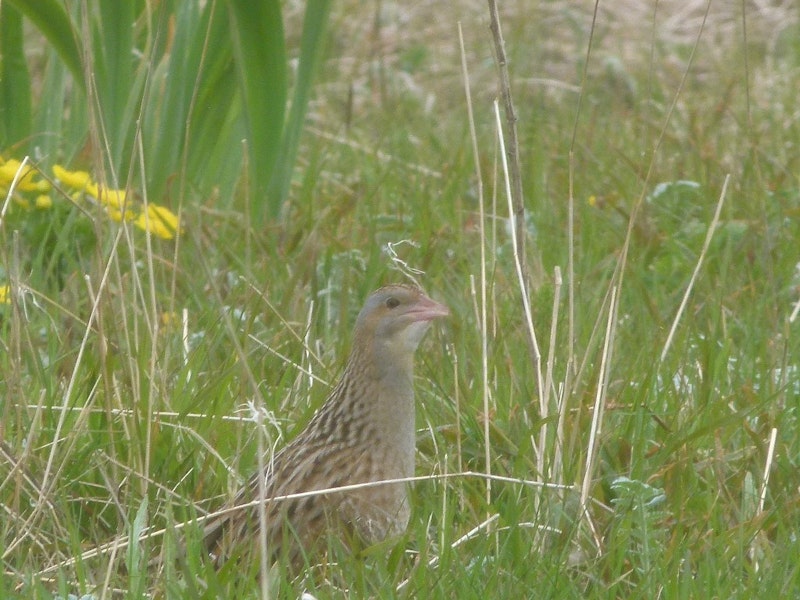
[
  {"left": 35, "top": 195, "right": 53, "bottom": 209},
  {"left": 53, "top": 165, "right": 93, "bottom": 191},
  {"left": 134, "top": 204, "right": 181, "bottom": 240},
  {"left": 0, "top": 159, "right": 48, "bottom": 192},
  {"left": 107, "top": 207, "right": 135, "bottom": 222},
  {"left": 21, "top": 162, "right": 185, "bottom": 241},
  {"left": 134, "top": 213, "right": 171, "bottom": 239},
  {"left": 0, "top": 285, "right": 10, "bottom": 304},
  {"left": 149, "top": 204, "right": 180, "bottom": 232},
  {"left": 96, "top": 187, "right": 127, "bottom": 209}
]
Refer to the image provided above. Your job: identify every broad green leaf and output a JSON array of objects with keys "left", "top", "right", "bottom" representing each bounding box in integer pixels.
[
  {"left": 92, "top": 0, "right": 141, "bottom": 178},
  {"left": 225, "top": 0, "right": 287, "bottom": 220},
  {"left": 126, "top": 497, "right": 149, "bottom": 597},
  {"left": 145, "top": 0, "right": 240, "bottom": 201},
  {"left": 6, "top": 0, "right": 83, "bottom": 87},
  {"left": 33, "top": 46, "right": 71, "bottom": 161},
  {"left": 267, "top": 2, "right": 332, "bottom": 212},
  {"left": 0, "top": 3, "right": 32, "bottom": 147}
]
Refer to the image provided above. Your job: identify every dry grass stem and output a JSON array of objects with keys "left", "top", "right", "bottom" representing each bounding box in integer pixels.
[
  {"left": 303, "top": 299, "right": 316, "bottom": 392},
  {"left": 544, "top": 267, "right": 563, "bottom": 483},
  {"left": 460, "top": 21, "right": 493, "bottom": 517},
  {"left": 567, "top": 150, "right": 576, "bottom": 376},
  {"left": 486, "top": 0, "right": 534, "bottom": 285},
  {"left": 660, "top": 174, "right": 731, "bottom": 363},
  {"left": 1, "top": 158, "right": 32, "bottom": 226},
  {"left": 494, "top": 100, "right": 542, "bottom": 427},
  {"left": 579, "top": 285, "right": 619, "bottom": 552},
  {"left": 758, "top": 427, "right": 778, "bottom": 517},
  {"left": 790, "top": 295, "right": 800, "bottom": 323},
  {"left": 468, "top": 275, "right": 492, "bottom": 510},
  {"left": 452, "top": 345, "right": 464, "bottom": 480}
]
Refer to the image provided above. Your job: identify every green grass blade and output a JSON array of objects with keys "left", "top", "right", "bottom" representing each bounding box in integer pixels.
[
  {"left": 225, "top": 0, "right": 287, "bottom": 220},
  {"left": 6, "top": 0, "right": 83, "bottom": 87},
  {"left": 143, "top": 0, "right": 206, "bottom": 198},
  {"left": 92, "top": 0, "right": 139, "bottom": 174},
  {"left": 267, "top": 1, "right": 332, "bottom": 211},
  {"left": 146, "top": 1, "right": 241, "bottom": 201},
  {"left": 33, "top": 47, "right": 71, "bottom": 161},
  {"left": 0, "top": 3, "right": 32, "bottom": 148}
]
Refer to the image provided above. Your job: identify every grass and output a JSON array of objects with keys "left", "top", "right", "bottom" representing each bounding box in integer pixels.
[{"left": 2, "top": 0, "right": 800, "bottom": 597}]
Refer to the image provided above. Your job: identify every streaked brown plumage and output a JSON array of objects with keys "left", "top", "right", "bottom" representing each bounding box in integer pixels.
[{"left": 203, "top": 284, "right": 448, "bottom": 566}]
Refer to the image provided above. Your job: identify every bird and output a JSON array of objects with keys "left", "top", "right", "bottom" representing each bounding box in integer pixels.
[{"left": 202, "top": 284, "right": 449, "bottom": 567}]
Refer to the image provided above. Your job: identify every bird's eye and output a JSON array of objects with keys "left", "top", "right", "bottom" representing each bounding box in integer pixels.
[{"left": 385, "top": 297, "right": 400, "bottom": 309}]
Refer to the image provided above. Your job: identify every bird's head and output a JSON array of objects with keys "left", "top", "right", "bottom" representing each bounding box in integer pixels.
[{"left": 354, "top": 284, "right": 449, "bottom": 356}]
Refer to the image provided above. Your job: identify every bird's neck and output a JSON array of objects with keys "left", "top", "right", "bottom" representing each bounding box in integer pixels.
[
  {"left": 351, "top": 335, "right": 415, "bottom": 395},
  {"left": 345, "top": 337, "right": 417, "bottom": 471}
]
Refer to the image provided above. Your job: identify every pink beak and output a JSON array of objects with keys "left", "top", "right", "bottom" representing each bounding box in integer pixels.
[{"left": 407, "top": 294, "right": 449, "bottom": 322}]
